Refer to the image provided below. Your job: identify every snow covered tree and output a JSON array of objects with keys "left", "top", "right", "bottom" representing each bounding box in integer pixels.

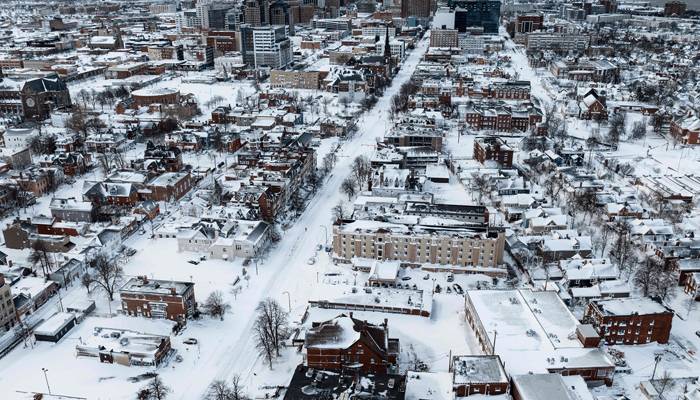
[{"left": 204, "top": 290, "right": 231, "bottom": 320}]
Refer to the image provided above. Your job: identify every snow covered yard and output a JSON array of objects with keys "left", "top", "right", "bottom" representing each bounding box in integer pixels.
[{"left": 0, "top": 315, "right": 174, "bottom": 399}]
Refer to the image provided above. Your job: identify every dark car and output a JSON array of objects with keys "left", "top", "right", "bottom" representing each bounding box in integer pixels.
[
  {"left": 188, "top": 260, "right": 199, "bottom": 265},
  {"left": 453, "top": 284, "right": 464, "bottom": 294}
]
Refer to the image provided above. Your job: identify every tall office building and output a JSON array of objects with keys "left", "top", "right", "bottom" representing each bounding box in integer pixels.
[
  {"left": 244, "top": 0, "right": 270, "bottom": 26},
  {"left": 401, "top": 0, "right": 434, "bottom": 18},
  {"left": 252, "top": 25, "right": 292, "bottom": 69},
  {"left": 238, "top": 24, "right": 256, "bottom": 66},
  {"left": 197, "top": 1, "right": 232, "bottom": 29},
  {"left": 451, "top": 0, "right": 500, "bottom": 34}
]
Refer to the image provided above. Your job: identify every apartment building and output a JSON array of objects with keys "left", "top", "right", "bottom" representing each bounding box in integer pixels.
[
  {"left": 585, "top": 297, "right": 674, "bottom": 345},
  {"left": 474, "top": 137, "right": 514, "bottom": 167},
  {"left": 0, "top": 274, "right": 17, "bottom": 332},
  {"left": 526, "top": 32, "right": 590, "bottom": 52},
  {"left": 270, "top": 70, "right": 321, "bottom": 89},
  {"left": 332, "top": 221, "right": 505, "bottom": 268}
]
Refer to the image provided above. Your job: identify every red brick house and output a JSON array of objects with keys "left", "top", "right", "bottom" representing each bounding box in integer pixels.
[
  {"left": 578, "top": 89, "right": 607, "bottom": 120},
  {"left": 120, "top": 276, "right": 196, "bottom": 321},
  {"left": 670, "top": 115, "right": 700, "bottom": 145},
  {"left": 304, "top": 314, "right": 400, "bottom": 374},
  {"left": 144, "top": 172, "right": 194, "bottom": 202},
  {"left": 585, "top": 297, "right": 674, "bottom": 345}
]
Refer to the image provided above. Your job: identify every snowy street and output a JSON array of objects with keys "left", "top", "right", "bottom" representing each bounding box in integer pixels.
[{"left": 172, "top": 35, "right": 431, "bottom": 399}]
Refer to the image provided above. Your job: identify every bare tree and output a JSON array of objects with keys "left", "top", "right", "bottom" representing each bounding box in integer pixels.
[
  {"left": 208, "top": 380, "right": 233, "bottom": 400},
  {"left": 253, "top": 298, "right": 288, "bottom": 369},
  {"left": 351, "top": 156, "right": 372, "bottom": 190},
  {"left": 28, "top": 240, "right": 52, "bottom": 276},
  {"left": 471, "top": 173, "right": 491, "bottom": 204},
  {"left": 634, "top": 255, "right": 678, "bottom": 300},
  {"left": 84, "top": 253, "right": 123, "bottom": 301},
  {"left": 204, "top": 290, "right": 231, "bottom": 320},
  {"left": 138, "top": 376, "right": 171, "bottom": 400},
  {"left": 341, "top": 177, "right": 357, "bottom": 201}
]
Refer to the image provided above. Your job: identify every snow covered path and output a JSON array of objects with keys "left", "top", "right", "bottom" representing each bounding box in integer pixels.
[{"left": 174, "top": 35, "right": 430, "bottom": 399}]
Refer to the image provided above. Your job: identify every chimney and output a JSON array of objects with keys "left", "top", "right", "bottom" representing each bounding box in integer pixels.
[
  {"left": 170, "top": 288, "right": 177, "bottom": 295},
  {"left": 141, "top": 275, "right": 148, "bottom": 284}
]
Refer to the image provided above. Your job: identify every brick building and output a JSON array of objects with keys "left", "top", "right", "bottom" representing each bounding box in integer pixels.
[
  {"left": 585, "top": 297, "right": 674, "bottom": 345},
  {"left": 145, "top": 172, "right": 194, "bottom": 202},
  {"left": 304, "top": 314, "right": 400, "bottom": 374},
  {"left": 670, "top": 115, "right": 700, "bottom": 145},
  {"left": 474, "top": 137, "right": 514, "bottom": 167},
  {"left": 120, "top": 276, "right": 196, "bottom": 321},
  {"left": 270, "top": 70, "right": 322, "bottom": 90}
]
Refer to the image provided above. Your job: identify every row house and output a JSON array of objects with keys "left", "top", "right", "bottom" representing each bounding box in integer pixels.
[{"left": 465, "top": 102, "right": 543, "bottom": 132}]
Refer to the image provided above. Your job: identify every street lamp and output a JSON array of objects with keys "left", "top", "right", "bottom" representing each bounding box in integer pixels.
[{"left": 41, "top": 368, "right": 51, "bottom": 394}]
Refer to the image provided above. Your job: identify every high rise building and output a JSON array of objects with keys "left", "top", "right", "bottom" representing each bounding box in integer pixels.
[
  {"left": 451, "top": 0, "right": 501, "bottom": 34},
  {"left": 238, "top": 24, "right": 256, "bottom": 66},
  {"left": 252, "top": 25, "right": 292, "bottom": 69},
  {"left": 244, "top": 0, "right": 270, "bottom": 26},
  {"left": 401, "top": 0, "right": 433, "bottom": 18}
]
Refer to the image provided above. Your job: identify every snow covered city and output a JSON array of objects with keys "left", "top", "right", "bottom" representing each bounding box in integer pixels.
[{"left": 0, "top": 0, "right": 700, "bottom": 399}]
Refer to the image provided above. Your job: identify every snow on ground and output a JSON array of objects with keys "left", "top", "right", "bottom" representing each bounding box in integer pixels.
[{"left": 0, "top": 34, "right": 435, "bottom": 400}]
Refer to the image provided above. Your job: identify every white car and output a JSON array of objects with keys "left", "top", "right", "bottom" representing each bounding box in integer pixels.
[{"left": 307, "top": 257, "right": 317, "bottom": 265}]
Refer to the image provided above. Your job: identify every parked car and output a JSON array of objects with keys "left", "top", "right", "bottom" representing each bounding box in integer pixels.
[
  {"left": 453, "top": 284, "right": 464, "bottom": 294},
  {"left": 307, "top": 257, "right": 317, "bottom": 265},
  {"left": 188, "top": 260, "right": 199, "bottom": 265},
  {"left": 401, "top": 276, "right": 411, "bottom": 281},
  {"left": 447, "top": 273, "right": 454, "bottom": 282},
  {"left": 696, "top": 331, "right": 700, "bottom": 338},
  {"left": 446, "top": 286, "right": 452, "bottom": 294},
  {"left": 183, "top": 338, "right": 198, "bottom": 345}
]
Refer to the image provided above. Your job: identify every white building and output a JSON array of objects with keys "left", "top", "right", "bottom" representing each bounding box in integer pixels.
[
  {"left": 3, "top": 127, "right": 37, "bottom": 151},
  {"left": 253, "top": 26, "right": 293, "bottom": 69}
]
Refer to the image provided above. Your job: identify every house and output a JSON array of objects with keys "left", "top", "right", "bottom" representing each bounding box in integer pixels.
[
  {"left": 585, "top": 297, "right": 674, "bottom": 345},
  {"left": 50, "top": 197, "right": 96, "bottom": 223},
  {"left": 12, "top": 277, "right": 58, "bottom": 314},
  {"left": 34, "top": 312, "right": 76, "bottom": 342},
  {"left": 75, "top": 327, "right": 171, "bottom": 367},
  {"left": 304, "top": 313, "right": 400, "bottom": 374},
  {"left": 578, "top": 89, "right": 607, "bottom": 120},
  {"left": 670, "top": 114, "right": 700, "bottom": 145},
  {"left": 144, "top": 172, "right": 194, "bottom": 202},
  {"left": 685, "top": 272, "right": 700, "bottom": 300},
  {"left": 120, "top": 276, "right": 196, "bottom": 321},
  {"left": 538, "top": 230, "right": 592, "bottom": 262},
  {"left": 451, "top": 355, "right": 509, "bottom": 396}
]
